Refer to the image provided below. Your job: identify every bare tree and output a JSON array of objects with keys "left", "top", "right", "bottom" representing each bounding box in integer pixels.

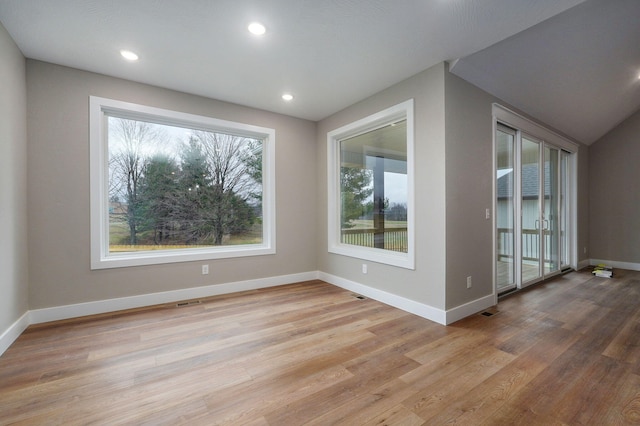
[
  {"left": 108, "top": 117, "right": 167, "bottom": 244},
  {"left": 186, "top": 131, "right": 261, "bottom": 244},
  {"left": 193, "top": 131, "right": 259, "bottom": 196}
]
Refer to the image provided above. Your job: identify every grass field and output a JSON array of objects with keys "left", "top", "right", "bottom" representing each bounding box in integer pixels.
[
  {"left": 346, "top": 219, "right": 407, "bottom": 229},
  {"left": 109, "top": 220, "right": 262, "bottom": 252}
]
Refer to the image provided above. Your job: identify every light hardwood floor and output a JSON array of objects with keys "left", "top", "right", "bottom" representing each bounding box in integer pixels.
[{"left": 1, "top": 269, "right": 639, "bottom": 425}]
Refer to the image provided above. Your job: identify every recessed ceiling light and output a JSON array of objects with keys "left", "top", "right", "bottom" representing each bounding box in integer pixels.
[
  {"left": 120, "top": 50, "right": 139, "bottom": 61},
  {"left": 282, "top": 93, "right": 294, "bottom": 101},
  {"left": 248, "top": 22, "right": 266, "bottom": 36}
]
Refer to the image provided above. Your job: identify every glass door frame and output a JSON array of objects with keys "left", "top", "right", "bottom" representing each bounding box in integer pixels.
[
  {"left": 495, "top": 124, "right": 519, "bottom": 294},
  {"left": 520, "top": 133, "right": 544, "bottom": 287},
  {"left": 520, "top": 137, "right": 564, "bottom": 288},
  {"left": 493, "top": 104, "right": 578, "bottom": 297},
  {"left": 559, "top": 150, "right": 573, "bottom": 271},
  {"left": 542, "top": 144, "right": 563, "bottom": 280}
]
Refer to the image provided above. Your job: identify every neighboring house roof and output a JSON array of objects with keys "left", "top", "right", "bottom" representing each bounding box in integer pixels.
[{"left": 497, "top": 163, "right": 552, "bottom": 199}]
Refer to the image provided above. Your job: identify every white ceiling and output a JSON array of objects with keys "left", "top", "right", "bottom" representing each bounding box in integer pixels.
[{"left": 1, "top": 0, "right": 636, "bottom": 145}]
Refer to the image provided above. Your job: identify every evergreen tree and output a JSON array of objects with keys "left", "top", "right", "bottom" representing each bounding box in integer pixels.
[
  {"left": 242, "top": 139, "right": 263, "bottom": 203},
  {"left": 176, "top": 137, "right": 213, "bottom": 244},
  {"left": 137, "top": 155, "right": 180, "bottom": 244},
  {"left": 340, "top": 166, "right": 373, "bottom": 228}
]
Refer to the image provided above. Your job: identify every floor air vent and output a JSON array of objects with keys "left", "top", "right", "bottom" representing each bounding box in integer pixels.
[
  {"left": 176, "top": 300, "right": 202, "bottom": 307},
  {"left": 481, "top": 311, "right": 494, "bottom": 317},
  {"left": 352, "top": 294, "right": 367, "bottom": 300}
]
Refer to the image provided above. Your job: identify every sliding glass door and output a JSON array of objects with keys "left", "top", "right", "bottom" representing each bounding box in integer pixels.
[{"left": 496, "top": 124, "right": 571, "bottom": 293}]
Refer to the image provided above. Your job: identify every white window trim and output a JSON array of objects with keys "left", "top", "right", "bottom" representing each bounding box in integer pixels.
[
  {"left": 327, "top": 99, "right": 415, "bottom": 270},
  {"left": 89, "top": 96, "right": 276, "bottom": 270}
]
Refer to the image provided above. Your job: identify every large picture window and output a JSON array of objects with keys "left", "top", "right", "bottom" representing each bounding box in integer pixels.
[
  {"left": 90, "top": 97, "right": 275, "bottom": 269},
  {"left": 327, "top": 100, "right": 414, "bottom": 269}
]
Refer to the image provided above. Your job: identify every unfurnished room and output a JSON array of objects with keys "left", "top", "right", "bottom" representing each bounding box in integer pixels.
[{"left": 1, "top": 0, "right": 640, "bottom": 424}]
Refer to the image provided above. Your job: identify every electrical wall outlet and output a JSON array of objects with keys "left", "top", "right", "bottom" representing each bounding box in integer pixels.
[
  {"left": 362, "top": 264, "right": 368, "bottom": 274},
  {"left": 466, "top": 276, "right": 472, "bottom": 288},
  {"left": 202, "top": 264, "right": 209, "bottom": 275}
]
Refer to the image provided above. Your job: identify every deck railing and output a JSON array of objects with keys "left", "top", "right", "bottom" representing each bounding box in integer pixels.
[
  {"left": 497, "top": 228, "right": 553, "bottom": 262},
  {"left": 341, "top": 227, "right": 408, "bottom": 253}
]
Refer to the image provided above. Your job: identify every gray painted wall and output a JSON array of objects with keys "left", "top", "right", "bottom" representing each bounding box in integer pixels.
[
  {"left": 444, "top": 70, "right": 590, "bottom": 308},
  {"left": 1, "top": 38, "right": 594, "bottom": 336},
  {"left": 589, "top": 109, "right": 640, "bottom": 263},
  {"left": 316, "top": 62, "right": 591, "bottom": 315},
  {"left": 443, "top": 71, "right": 590, "bottom": 307},
  {"left": 0, "top": 23, "right": 28, "bottom": 332},
  {"left": 26, "top": 60, "right": 318, "bottom": 309},
  {"left": 578, "top": 143, "right": 590, "bottom": 263},
  {"left": 317, "top": 63, "right": 448, "bottom": 311},
  {"left": 444, "top": 71, "right": 496, "bottom": 309}
]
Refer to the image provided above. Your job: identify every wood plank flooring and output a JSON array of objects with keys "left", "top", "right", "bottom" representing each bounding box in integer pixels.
[{"left": 1, "top": 269, "right": 640, "bottom": 425}]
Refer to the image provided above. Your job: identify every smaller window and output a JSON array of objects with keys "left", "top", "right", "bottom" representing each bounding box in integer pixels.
[
  {"left": 327, "top": 99, "right": 414, "bottom": 269},
  {"left": 90, "top": 97, "right": 276, "bottom": 269}
]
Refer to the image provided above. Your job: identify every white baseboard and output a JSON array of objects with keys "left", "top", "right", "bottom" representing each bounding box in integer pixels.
[
  {"left": 320, "top": 272, "right": 496, "bottom": 326},
  {"left": 0, "top": 269, "right": 500, "bottom": 356},
  {"left": 589, "top": 259, "right": 640, "bottom": 272},
  {"left": 1, "top": 272, "right": 317, "bottom": 357},
  {"left": 445, "top": 293, "right": 496, "bottom": 324},
  {"left": 29, "top": 271, "right": 319, "bottom": 325},
  {"left": 319, "top": 272, "right": 448, "bottom": 325},
  {"left": 0, "top": 312, "right": 30, "bottom": 356},
  {"left": 577, "top": 259, "right": 591, "bottom": 271}
]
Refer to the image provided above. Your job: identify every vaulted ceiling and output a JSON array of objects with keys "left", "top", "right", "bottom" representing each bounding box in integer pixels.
[
  {"left": 450, "top": 0, "right": 640, "bottom": 145},
  {"left": 1, "top": 0, "right": 637, "bottom": 145}
]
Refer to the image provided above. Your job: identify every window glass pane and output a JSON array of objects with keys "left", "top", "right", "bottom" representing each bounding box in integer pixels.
[
  {"left": 521, "top": 137, "right": 542, "bottom": 283},
  {"left": 107, "top": 116, "right": 263, "bottom": 254},
  {"left": 339, "top": 120, "right": 408, "bottom": 253},
  {"left": 496, "top": 127, "right": 515, "bottom": 290}
]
